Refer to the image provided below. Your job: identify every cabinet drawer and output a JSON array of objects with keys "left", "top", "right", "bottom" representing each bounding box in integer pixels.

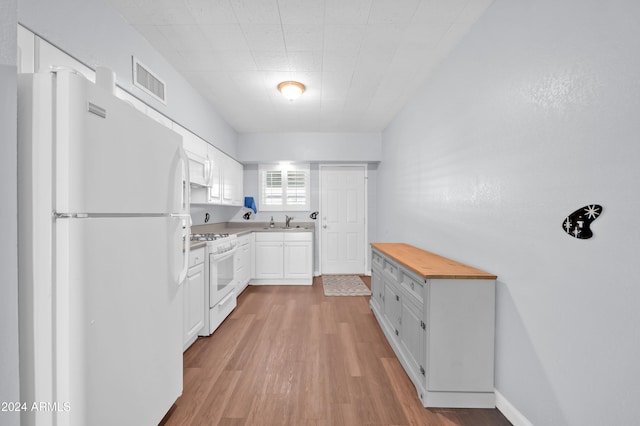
[
  {"left": 372, "top": 250, "right": 384, "bottom": 269},
  {"left": 400, "top": 269, "right": 424, "bottom": 305},
  {"left": 255, "top": 232, "right": 284, "bottom": 242},
  {"left": 284, "top": 232, "right": 312, "bottom": 242},
  {"left": 189, "top": 247, "right": 205, "bottom": 267},
  {"left": 383, "top": 258, "right": 399, "bottom": 280},
  {"left": 237, "top": 234, "right": 251, "bottom": 245}
]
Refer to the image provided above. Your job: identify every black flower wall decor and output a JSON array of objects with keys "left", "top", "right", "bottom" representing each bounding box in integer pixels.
[{"left": 562, "top": 204, "right": 603, "bottom": 239}]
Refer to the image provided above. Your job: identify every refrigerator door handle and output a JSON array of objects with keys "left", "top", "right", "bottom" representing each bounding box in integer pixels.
[
  {"left": 176, "top": 216, "right": 189, "bottom": 284},
  {"left": 180, "top": 240, "right": 189, "bottom": 284},
  {"left": 171, "top": 146, "right": 190, "bottom": 285},
  {"left": 179, "top": 147, "right": 190, "bottom": 213}
]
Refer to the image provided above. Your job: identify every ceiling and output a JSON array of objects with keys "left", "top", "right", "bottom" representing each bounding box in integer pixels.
[{"left": 107, "top": 0, "right": 493, "bottom": 133}]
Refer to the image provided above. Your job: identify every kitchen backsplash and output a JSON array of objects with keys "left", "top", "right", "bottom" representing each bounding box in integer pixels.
[{"left": 190, "top": 205, "right": 238, "bottom": 226}]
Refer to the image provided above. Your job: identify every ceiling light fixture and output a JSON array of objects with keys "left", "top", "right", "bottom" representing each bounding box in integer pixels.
[{"left": 277, "top": 81, "right": 305, "bottom": 100}]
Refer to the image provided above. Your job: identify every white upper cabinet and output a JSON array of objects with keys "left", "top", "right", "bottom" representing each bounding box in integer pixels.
[
  {"left": 206, "top": 145, "right": 222, "bottom": 204},
  {"left": 173, "top": 124, "right": 243, "bottom": 206},
  {"left": 207, "top": 145, "right": 243, "bottom": 207},
  {"left": 222, "top": 154, "right": 244, "bottom": 206}
]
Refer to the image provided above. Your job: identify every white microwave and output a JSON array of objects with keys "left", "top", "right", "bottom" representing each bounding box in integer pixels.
[{"left": 184, "top": 149, "right": 211, "bottom": 187}]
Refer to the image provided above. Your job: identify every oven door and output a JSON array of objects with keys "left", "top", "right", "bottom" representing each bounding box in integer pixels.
[{"left": 209, "top": 248, "right": 236, "bottom": 307}]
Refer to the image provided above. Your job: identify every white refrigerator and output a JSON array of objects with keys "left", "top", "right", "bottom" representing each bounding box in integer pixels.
[{"left": 18, "top": 70, "right": 189, "bottom": 426}]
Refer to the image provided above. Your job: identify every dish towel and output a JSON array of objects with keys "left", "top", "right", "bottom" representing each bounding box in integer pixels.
[{"left": 244, "top": 197, "right": 257, "bottom": 213}]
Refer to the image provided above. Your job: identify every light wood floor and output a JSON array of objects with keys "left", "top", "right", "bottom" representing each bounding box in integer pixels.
[{"left": 160, "top": 276, "right": 511, "bottom": 426}]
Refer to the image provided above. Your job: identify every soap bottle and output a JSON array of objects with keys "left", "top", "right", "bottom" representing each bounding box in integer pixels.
[{"left": 269, "top": 216, "right": 275, "bottom": 228}]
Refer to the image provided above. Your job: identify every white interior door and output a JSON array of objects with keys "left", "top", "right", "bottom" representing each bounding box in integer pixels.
[{"left": 320, "top": 165, "right": 367, "bottom": 274}]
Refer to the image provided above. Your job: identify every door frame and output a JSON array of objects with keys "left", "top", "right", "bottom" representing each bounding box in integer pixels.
[{"left": 318, "top": 164, "right": 368, "bottom": 275}]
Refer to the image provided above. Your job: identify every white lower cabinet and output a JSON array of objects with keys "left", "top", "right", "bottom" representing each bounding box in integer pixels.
[
  {"left": 370, "top": 245, "right": 496, "bottom": 408},
  {"left": 235, "top": 234, "right": 251, "bottom": 295},
  {"left": 184, "top": 247, "right": 205, "bottom": 351},
  {"left": 252, "top": 232, "right": 313, "bottom": 285},
  {"left": 253, "top": 233, "right": 284, "bottom": 280},
  {"left": 283, "top": 235, "right": 314, "bottom": 280}
]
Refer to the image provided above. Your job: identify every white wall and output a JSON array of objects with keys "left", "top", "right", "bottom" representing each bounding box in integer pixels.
[
  {"left": 0, "top": 0, "right": 20, "bottom": 425},
  {"left": 189, "top": 205, "right": 239, "bottom": 226},
  {"left": 237, "top": 132, "right": 381, "bottom": 163},
  {"left": 18, "top": 0, "right": 237, "bottom": 157},
  {"left": 378, "top": 0, "right": 640, "bottom": 425}
]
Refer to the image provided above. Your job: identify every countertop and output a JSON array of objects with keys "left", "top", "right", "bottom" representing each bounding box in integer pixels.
[
  {"left": 189, "top": 241, "right": 207, "bottom": 250},
  {"left": 190, "top": 222, "right": 315, "bottom": 250},
  {"left": 371, "top": 242, "right": 497, "bottom": 280}
]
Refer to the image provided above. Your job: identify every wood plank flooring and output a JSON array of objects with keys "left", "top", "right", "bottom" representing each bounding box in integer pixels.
[{"left": 160, "top": 277, "right": 512, "bottom": 426}]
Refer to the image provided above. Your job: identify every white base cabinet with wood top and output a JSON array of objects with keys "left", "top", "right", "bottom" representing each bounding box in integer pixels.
[{"left": 370, "top": 243, "right": 496, "bottom": 408}]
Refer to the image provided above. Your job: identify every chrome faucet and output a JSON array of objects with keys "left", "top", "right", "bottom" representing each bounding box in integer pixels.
[{"left": 285, "top": 215, "right": 294, "bottom": 228}]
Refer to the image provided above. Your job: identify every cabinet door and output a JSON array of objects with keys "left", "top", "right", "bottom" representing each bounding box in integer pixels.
[
  {"left": 207, "top": 146, "right": 222, "bottom": 204},
  {"left": 254, "top": 241, "right": 284, "bottom": 279},
  {"left": 400, "top": 297, "right": 425, "bottom": 385},
  {"left": 371, "top": 268, "right": 384, "bottom": 311},
  {"left": 235, "top": 241, "right": 251, "bottom": 287},
  {"left": 241, "top": 242, "right": 251, "bottom": 283},
  {"left": 220, "top": 154, "right": 243, "bottom": 206},
  {"left": 229, "top": 159, "right": 244, "bottom": 206},
  {"left": 184, "top": 263, "right": 205, "bottom": 349},
  {"left": 383, "top": 281, "right": 401, "bottom": 338},
  {"left": 221, "top": 154, "right": 233, "bottom": 205},
  {"left": 284, "top": 241, "right": 312, "bottom": 280}
]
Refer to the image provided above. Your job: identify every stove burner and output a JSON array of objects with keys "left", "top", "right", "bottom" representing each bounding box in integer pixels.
[{"left": 190, "top": 233, "right": 231, "bottom": 241}]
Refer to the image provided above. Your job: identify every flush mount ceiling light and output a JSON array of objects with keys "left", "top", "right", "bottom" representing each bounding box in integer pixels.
[{"left": 277, "top": 81, "right": 305, "bottom": 100}]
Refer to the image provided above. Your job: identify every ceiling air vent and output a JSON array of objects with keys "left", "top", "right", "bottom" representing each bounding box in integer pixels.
[{"left": 132, "top": 57, "right": 166, "bottom": 104}]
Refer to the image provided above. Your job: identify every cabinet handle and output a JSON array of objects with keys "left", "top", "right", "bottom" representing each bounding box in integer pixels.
[{"left": 395, "top": 294, "right": 399, "bottom": 302}]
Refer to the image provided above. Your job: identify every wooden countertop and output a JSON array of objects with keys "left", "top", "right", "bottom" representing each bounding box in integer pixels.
[{"left": 371, "top": 243, "right": 497, "bottom": 280}]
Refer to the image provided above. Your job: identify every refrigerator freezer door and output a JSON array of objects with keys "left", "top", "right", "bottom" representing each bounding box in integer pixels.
[
  {"left": 54, "top": 216, "right": 183, "bottom": 426},
  {"left": 52, "top": 71, "right": 186, "bottom": 215}
]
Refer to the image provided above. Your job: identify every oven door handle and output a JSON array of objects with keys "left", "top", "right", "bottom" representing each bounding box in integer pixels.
[{"left": 210, "top": 246, "right": 237, "bottom": 262}]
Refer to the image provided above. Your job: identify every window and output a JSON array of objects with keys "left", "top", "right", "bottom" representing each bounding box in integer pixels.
[{"left": 259, "top": 163, "right": 310, "bottom": 211}]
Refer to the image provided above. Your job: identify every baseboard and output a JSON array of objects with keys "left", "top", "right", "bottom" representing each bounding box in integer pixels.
[
  {"left": 315, "top": 271, "right": 370, "bottom": 276},
  {"left": 495, "top": 390, "right": 534, "bottom": 426}
]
